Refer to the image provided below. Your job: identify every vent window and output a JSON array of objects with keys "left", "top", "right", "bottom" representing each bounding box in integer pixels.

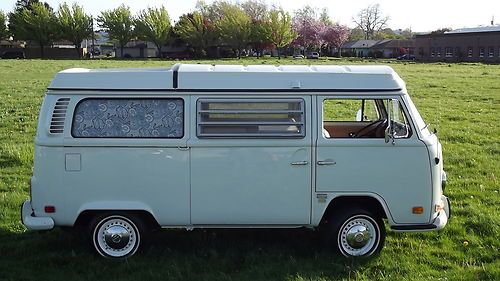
[
  {"left": 197, "top": 99, "right": 305, "bottom": 138},
  {"left": 50, "top": 98, "right": 70, "bottom": 134}
]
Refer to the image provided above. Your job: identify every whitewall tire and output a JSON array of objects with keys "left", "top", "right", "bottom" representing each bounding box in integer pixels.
[
  {"left": 327, "top": 208, "right": 386, "bottom": 258},
  {"left": 90, "top": 214, "right": 143, "bottom": 258}
]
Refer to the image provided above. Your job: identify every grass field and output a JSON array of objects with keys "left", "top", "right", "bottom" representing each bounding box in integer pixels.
[{"left": 0, "top": 58, "right": 498, "bottom": 281}]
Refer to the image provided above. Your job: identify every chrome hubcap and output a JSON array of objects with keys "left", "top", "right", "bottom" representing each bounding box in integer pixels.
[
  {"left": 339, "top": 216, "right": 379, "bottom": 256},
  {"left": 104, "top": 225, "right": 131, "bottom": 249},
  {"left": 95, "top": 217, "right": 139, "bottom": 258},
  {"left": 346, "top": 225, "right": 370, "bottom": 249}
]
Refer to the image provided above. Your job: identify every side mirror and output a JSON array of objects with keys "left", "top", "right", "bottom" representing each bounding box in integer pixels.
[{"left": 384, "top": 125, "right": 394, "bottom": 144}]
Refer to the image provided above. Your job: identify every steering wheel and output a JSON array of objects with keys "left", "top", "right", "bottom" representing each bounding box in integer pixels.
[{"left": 352, "top": 119, "right": 388, "bottom": 138}]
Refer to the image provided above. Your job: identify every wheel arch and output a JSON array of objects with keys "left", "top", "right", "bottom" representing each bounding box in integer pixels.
[
  {"left": 319, "top": 194, "right": 394, "bottom": 226},
  {"left": 73, "top": 202, "right": 160, "bottom": 230}
]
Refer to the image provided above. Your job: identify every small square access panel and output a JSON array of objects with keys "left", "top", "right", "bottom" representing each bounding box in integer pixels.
[{"left": 65, "top": 153, "right": 81, "bottom": 171}]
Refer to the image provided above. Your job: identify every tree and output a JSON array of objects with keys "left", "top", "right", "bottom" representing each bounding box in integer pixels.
[
  {"left": 348, "top": 27, "right": 365, "bottom": 41},
  {"left": 174, "top": 11, "right": 213, "bottom": 57},
  {"left": 240, "top": 0, "right": 267, "bottom": 21},
  {"left": 319, "top": 8, "right": 332, "bottom": 25},
  {"left": 321, "top": 24, "right": 349, "bottom": 57},
  {"left": 135, "top": 6, "right": 171, "bottom": 58},
  {"left": 374, "top": 28, "right": 403, "bottom": 40},
  {"left": 265, "top": 9, "right": 296, "bottom": 59},
  {"left": 399, "top": 28, "right": 414, "bottom": 39},
  {"left": 240, "top": 1, "right": 271, "bottom": 57},
  {"left": 57, "top": 3, "right": 92, "bottom": 59},
  {"left": 293, "top": 6, "right": 325, "bottom": 53},
  {"left": 214, "top": 4, "right": 251, "bottom": 58},
  {"left": 9, "top": 2, "right": 58, "bottom": 58},
  {"left": 0, "top": 11, "right": 8, "bottom": 40},
  {"left": 98, "top": 5, "right": 134, "bottom": 58},
  {"left": 352, "top": 4, "right": 389, "bottom": 40},
  {"left": 14, "top": 0, "right": 51, "bottom": 11},
  {"left": 431, "top": 27, "right": 452, "bottom": 34},
  {"left": 196, "top": 0, "right": 231, "bottom": 23}
]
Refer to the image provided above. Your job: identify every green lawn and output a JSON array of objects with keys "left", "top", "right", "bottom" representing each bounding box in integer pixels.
[{"left": 0, "top": 58, "right": 498, "bottom": 281}]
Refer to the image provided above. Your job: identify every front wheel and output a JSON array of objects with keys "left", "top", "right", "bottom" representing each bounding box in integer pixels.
[
  {"left": 326, "top": 208, "right": 386, "bottom": 258},
  {"left": 90, "top": 213, "right": 144, "bottom": 258}
]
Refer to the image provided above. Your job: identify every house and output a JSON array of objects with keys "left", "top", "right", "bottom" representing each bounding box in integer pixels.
[
  {"left": 340, "top": 40, "right": 379, "bottom": 57},
  {"left": 341, "top": 39, "right": 415, "bottom": 58},
  {"left": 415, "top": 25, "right": 500, "bottom": 62},
  {"left": 115, "top": 40, "right": 158, "bottom": 58},
  {"left": 371, "top": 39, "right": 415, "bottom": 58}
]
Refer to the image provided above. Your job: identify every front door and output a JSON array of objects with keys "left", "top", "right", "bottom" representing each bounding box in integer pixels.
[
  {"left": 315, "top": 95, "right": 432, "bottom": 224},
  {"left": 189, "top": 96, "right": 312, "bottom": 225}
]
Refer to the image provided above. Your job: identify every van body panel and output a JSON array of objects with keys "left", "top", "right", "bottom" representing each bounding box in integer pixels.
[
  {"left": 189, "top": 95, "right": 312, "bottom": 225},
  {"left": 31, "top": 146, "right": 66, "bottom": 222},
  {"left": 190, "top": 146, "right": 312, "bottom": 224},
  {"left": 24, "top": 65, "right": 449, "bottom": 244},
  {"left": 311, "top": 192, "right": 394, "bottom": 226},
  {"left": 62, "top": 146, "right": 191, "bottom": 225},
  {"left": 315, "top": 95, "right": 432, "bottom": 224}
]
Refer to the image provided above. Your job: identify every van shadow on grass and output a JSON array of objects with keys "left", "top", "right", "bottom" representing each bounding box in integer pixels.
[{"left": 0, "top": 225, "right": 373, "bottom": 281}]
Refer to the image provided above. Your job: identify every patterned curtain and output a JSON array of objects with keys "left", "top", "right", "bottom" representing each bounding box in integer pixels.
[{"left": 72, "top": 99, "right": 183, "bottom": 138}]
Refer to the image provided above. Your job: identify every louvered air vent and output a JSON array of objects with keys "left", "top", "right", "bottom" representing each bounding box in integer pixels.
[{"left": 49, "top": 98, "right": 70, "bottom": 134}]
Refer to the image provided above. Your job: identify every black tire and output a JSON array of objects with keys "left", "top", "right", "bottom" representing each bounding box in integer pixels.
[
  {"left": 325, "top": 207, "right": 385, "bottom": 258},
  {"left": 89, "top": 212, "right": 147, "bottom": 258}
]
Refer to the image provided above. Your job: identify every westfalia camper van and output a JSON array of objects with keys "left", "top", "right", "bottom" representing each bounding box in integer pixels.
[{"left": 22, "top": 64, "right": 450, "bottom": 258}]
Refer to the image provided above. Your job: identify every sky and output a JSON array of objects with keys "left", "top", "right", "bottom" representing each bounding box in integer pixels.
[{"left": 1, "top": 0, "right": 499, "bottom": 32}]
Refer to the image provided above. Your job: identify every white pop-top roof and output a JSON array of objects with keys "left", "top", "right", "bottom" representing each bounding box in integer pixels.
[{"left": 48, "top": 64, "right": 405, "bottom": 92}]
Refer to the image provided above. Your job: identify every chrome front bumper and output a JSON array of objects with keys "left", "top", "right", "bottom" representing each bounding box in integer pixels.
[
  {"left": 391, "top": 195, "right": 450, "bottom": 232},
  {"left": 431, "top": 195, "right": 450, "bottom": 231},
  {"left": 21, "top": 200, "right": 54, "bottom": 231}
]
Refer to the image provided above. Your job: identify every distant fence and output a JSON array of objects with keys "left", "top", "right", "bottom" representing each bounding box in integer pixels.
[{"left": 0, "top": 47, "right": 85, "bottom": 59}]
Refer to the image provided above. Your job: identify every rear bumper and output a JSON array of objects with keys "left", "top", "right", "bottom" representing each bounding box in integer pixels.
[
  {"left": 391, "top": 195, "right": 450, "bottom": 232},
  {"left": 21, "top": 200, "right": 54, "bottom": 231}
]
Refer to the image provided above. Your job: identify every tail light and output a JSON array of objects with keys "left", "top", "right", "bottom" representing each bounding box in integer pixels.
[{"left": 44, "top": 206, "right": 56, "bottom": 213}]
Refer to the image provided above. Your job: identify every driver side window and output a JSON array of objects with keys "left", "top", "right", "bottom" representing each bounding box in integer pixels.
[{"left": 323, "top": 99, "right": 386, "bottom": 139}]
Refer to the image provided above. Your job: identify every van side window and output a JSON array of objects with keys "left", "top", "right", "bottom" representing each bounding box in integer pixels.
[
  {"left": 323, "top": 99, "right": 387, "bottom": 138},
  {"left": 197, "top": 99, "right": 304, "bottom": 138},
  {"left": 72, "top": 98, "right": 184, "bottom": 138}
]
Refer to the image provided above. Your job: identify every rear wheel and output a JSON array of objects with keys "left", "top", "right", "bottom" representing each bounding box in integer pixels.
[
  {"left": 326, "top": 208, "right": 385, "bottom": 258},
  {"left": 89, "top": 213, "right": 145, "bottom": 258}
]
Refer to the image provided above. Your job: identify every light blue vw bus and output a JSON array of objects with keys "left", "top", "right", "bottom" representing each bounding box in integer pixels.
[{"left": 22, "top": 64, "right": 450, "bottom": 258}]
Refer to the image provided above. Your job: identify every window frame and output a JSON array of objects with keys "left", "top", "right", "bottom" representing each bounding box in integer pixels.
[
  {"left": 196, "top": 98, "right": 306, "bottom": 139},
  {"left": 322, "top": 98, "right": 395, "bottom": 140},
  {"left": 71, "top": 97, "right": 185, "bottom": 139},
  {"left": 445, "top": 47, "right": 453, "bottom": 58},
  {"left": 320, "top": 97, "right": 413, "bottom": 140}
]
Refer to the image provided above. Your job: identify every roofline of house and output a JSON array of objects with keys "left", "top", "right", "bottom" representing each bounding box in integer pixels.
[{"left": 416, "top": 30, "right": 500, "bottom": 38}]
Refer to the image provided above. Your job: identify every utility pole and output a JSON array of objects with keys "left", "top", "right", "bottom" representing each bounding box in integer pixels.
[{"left": 91, "top": 16, "right": 96, "bottom": 58}]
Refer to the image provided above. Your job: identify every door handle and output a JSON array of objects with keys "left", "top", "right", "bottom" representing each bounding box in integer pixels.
[
  {"left": 317, "top": 160, "right": 336, "bottom": 166},
  {"left": 177, "top": 146, "right": 190, "bottom": 151},
  {"left": 291, "top": 161, "right": 309, "bottom": 166}
]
